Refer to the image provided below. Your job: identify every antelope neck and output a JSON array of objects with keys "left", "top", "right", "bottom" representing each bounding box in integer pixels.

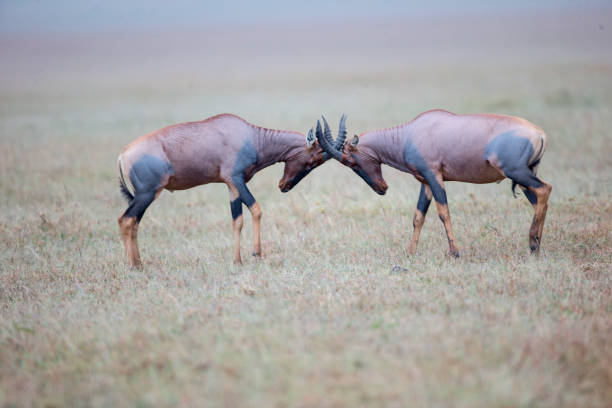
[
  {"left": 360, "top": 125, "right": 413, "bottom": 172},
  {"left": 252, "top": 127, "right": 303, "bottom": 170}
]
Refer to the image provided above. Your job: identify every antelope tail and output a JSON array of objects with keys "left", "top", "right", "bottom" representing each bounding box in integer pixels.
[
  {"left": 511, "top": 180, "right": 519, "bottom": 198},
  {"left": 118, "top": 157, "right": 134, "bottom": 203}
]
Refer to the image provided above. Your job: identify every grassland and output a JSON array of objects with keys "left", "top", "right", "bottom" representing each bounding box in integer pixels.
[{"left": 1, "top": 11, "right": 611, "bottom": 407}]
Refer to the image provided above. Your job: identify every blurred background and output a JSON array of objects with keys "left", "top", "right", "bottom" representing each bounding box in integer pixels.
[{"left": 2, "top": 1, "right": 611, "bottom": 110}]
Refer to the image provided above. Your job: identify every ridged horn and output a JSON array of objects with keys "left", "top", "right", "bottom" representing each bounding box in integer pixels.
[
  {"left": 321, "top": 117, "right": 336, "bottom": 146},
  {"left": 316, "top": 119, "right": 342, "bottom": 160},
  {"left": 322, "top": 116, "right": 334, "bottom": 148},
  {"left": 334, "top": 114, "right": 347, "bottom": 151}
]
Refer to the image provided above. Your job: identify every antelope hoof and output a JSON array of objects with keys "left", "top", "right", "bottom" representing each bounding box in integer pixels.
[
  {"left": 129, "top": 260, "right": 143, "bottom": 270},
  {"left": 252, "top": 251, "right": 262, "bottom": 258},
  {"left": 449, "top": 249, "right": 460, "bottom": 258},
  {"left": 530, "top": 237, "right": 540, "bottom": 254}
]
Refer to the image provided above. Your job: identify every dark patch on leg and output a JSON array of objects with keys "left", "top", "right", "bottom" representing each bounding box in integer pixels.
[
  {"left": 523, "top": 188, "right": 538, "bottom": 205},
  {"left": 428, "top": 181, "right": 447, "bottom": 206},
  {"left": 404, "top": 141, "right": 446, "bottom": 204},
  {"left": 505, "top": 168, "right": 543, "bottom": 191},
  {"left": 416, "top": 183, "right": 432, "bottom": 216},
  {"left": 236, "top": 181, "right": 255, "bottom": 207},
  {"left": 230, "top": 199, "right": 243, "bottom": 220},
  {"left": 231, "top": 174, "right": 256, "bottom": 208},
  {"left": 124, "top": 192, "right": 156, "bottom": 222},
  {"left": 428, "top": 181, "right": 446, "bottom": 205}
]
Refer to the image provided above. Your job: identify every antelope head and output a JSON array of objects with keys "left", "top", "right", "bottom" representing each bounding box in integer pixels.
[
  {"left": 279, "top": 117, "right": 348, "bottom": 192},
  {"left": 316, "top": 116, "right": 388, "bottom": 195}
]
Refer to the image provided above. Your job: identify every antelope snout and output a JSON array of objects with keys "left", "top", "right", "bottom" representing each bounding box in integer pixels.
[
  {"left": 278, "top": 180, "right": 290, "bottom": 193},
  {"left": 375, "top": 179, "right": 388, "bottom": 195}
]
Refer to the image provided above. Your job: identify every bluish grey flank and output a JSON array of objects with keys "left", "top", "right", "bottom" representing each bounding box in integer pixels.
[
  {"left": 484, "top": 131, "right": 534, "bottom": 171},
  {"left": 128, "top": 154, "right": 174, "bottom": 194},
  {"left": 404, "top": 140, "right": 447, "bottom": 204},
  {"left": 485, "top": 131, "right": 543, "bottom": 190},
  {"left": 125, "top": 155, "right": 174, "bottom": 221},
  {"left": 231, "top": 140, "right": 258, "bottom": 207}
]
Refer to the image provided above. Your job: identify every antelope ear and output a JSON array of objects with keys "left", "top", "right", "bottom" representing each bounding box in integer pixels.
[
  {"left": 348, "top": 135, "right": 359, "bottom": 151},
  {"left": 306, "top": 128, "right": 316, "bottom": 148}
]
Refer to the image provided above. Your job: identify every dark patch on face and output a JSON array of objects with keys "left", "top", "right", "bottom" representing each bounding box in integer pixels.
[
  {"left": 230, "top": 198, "right": 243, "bottom": 219},
  {"left": 129, "top": 154, "right": 174, "bottom": 194},
  {"left": 281, "top": 167, "right": 313, "bottom": 192},
  {"left": 231, "top": 141, "right": 258, "bottom": 207},
  {"left": 281, "top": 148, "right": 326, "bottom": 192},
  {"left": 347, "top": 153, "right": 387, "bottom": 195},
  {"left": 404, "top": 141, "right": 446, "bottom": 204}
]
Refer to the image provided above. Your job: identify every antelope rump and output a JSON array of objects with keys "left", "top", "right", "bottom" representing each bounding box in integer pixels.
[
  {"left": 117, "top": 113, "right": 345, "bottom": 268},
  {"left": 316, "top": 110, "right": 552, "bottom": 257}
]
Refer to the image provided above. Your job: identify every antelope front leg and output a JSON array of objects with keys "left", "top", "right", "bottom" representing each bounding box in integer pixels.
[
  {"left": 227, "top": 185, "right": 244, "bottom": 265},
  {"left": 409, "top": 183, "right": 432, "bottom": 255},
  {"left": 248, "top": 202, "right": 262, "bottom": 257},
  {"left": 230, "top": 176, "right": 262, "bottom": 262}
]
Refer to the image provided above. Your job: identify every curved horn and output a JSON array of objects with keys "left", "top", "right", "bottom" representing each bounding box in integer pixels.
[
  {"left": 322, "top": 116, "right": 334, "bottom": 147},
  {"left": 316, "top": 119, "right": 342, "bottom": 160},
  {"left": 321, "top": 116, "right": 336, "bottom": 146},
  {"left": 334, "top": 114, "right": 347, "bottom": 151}
]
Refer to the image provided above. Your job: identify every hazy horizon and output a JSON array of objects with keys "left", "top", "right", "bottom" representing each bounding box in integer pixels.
[{"left": 1, "top": 0, "right": 611, "bottom": 33}]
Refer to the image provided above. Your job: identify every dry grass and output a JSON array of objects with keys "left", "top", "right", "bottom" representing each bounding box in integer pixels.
[{"left": 1, "top": 13, "right": 612, "bottom": 407}]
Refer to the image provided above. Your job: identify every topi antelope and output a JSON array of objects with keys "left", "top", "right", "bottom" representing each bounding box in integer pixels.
[
  {"left": 316, "top": 110, "right": 552, "bottom": 257},
  {"left": 117, "top": 113, "right": 345, "bottom": 268}
]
